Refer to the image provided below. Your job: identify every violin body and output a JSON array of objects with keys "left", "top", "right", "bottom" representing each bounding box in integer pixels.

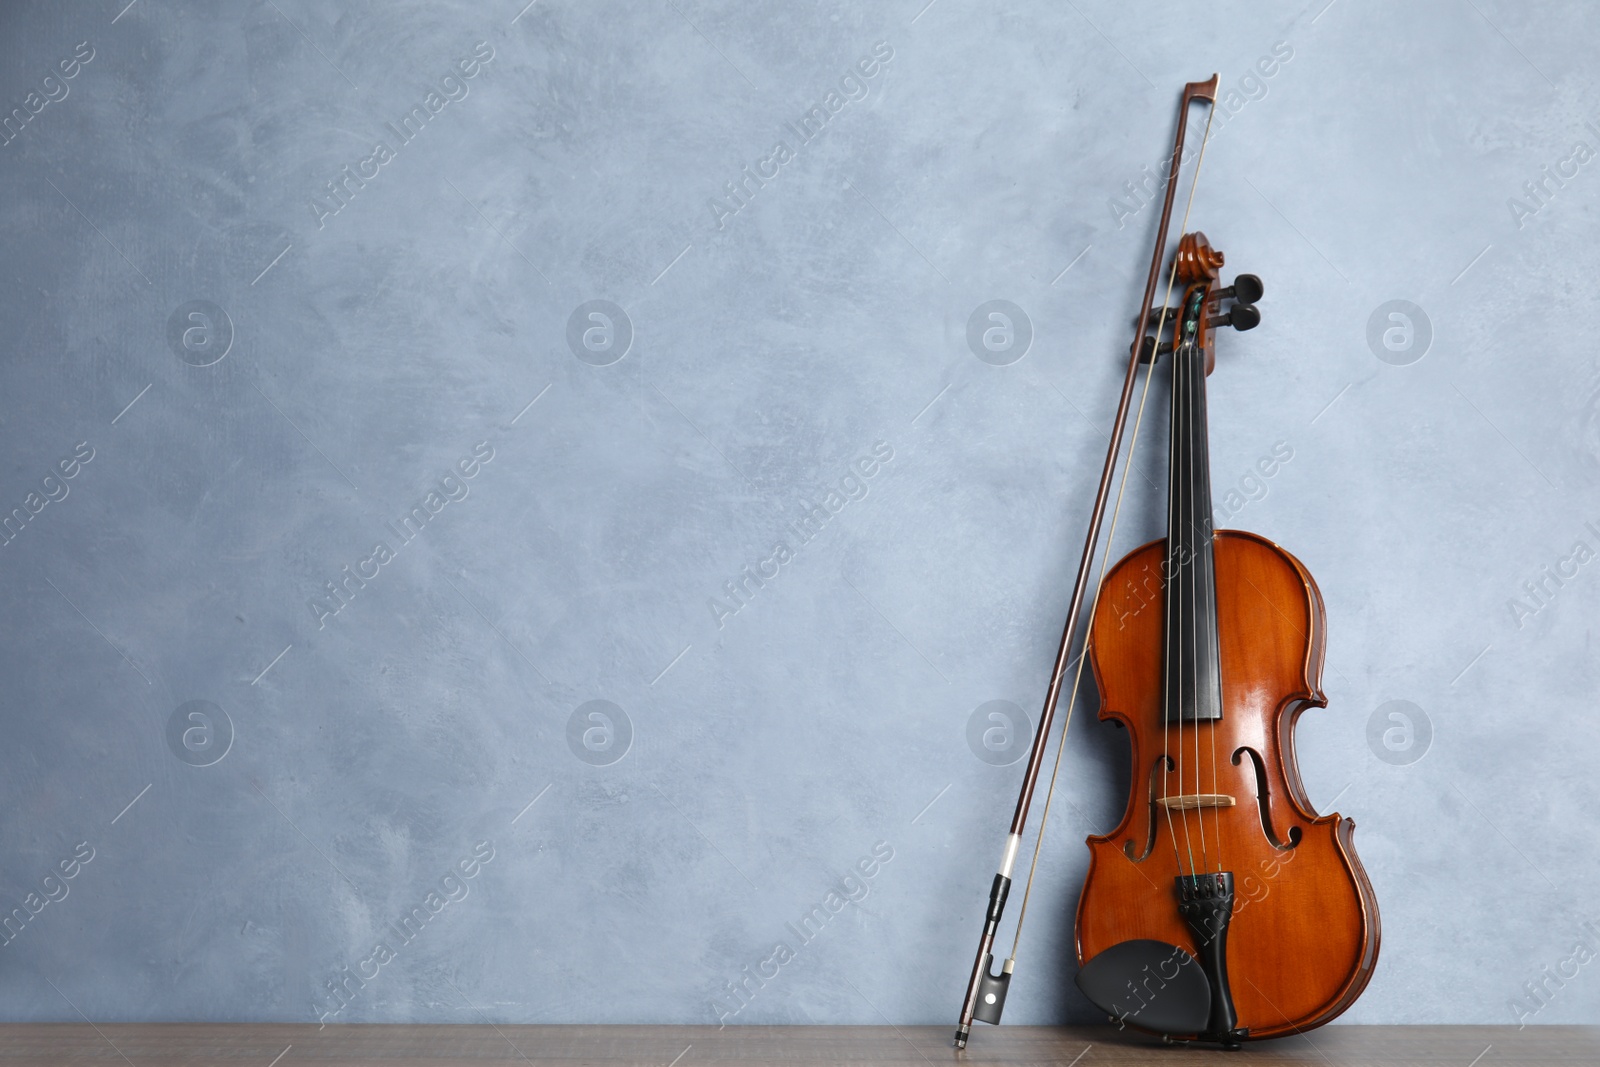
[
  {"left": 952, "top": 78, "right": 1379, "bottom": 1050},
  {"left": 1079, "top": 531, "right": 1379, "bottom": 1038}
]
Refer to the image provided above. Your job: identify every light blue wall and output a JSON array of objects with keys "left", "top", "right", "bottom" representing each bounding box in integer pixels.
[{"left": 1, "top": 0, "right": 1597, "bottom": 1031}]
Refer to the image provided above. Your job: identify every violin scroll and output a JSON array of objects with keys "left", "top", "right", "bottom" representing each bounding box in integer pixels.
[
  {"left": 1175, "top": 231, "right": 1224, "bottom": 284},
  {"left": 1137, "top": 232, "right": 1263, "bottom": 369}
]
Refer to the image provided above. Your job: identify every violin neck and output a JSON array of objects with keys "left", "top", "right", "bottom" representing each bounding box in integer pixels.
[{"left": 1164, "top": 332, "right": 1223, "bottom": 723}]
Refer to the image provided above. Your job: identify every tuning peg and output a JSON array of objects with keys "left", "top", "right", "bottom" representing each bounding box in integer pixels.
[
  {"left": 1135, "top": 336, "right": 1175, "bottom": 362},
  {"left": 1216, "top": 274, "right": 1263, "bottom": 304},
  {"left": 1207, "top": 304, "right": 1260, "bottom": 332}
]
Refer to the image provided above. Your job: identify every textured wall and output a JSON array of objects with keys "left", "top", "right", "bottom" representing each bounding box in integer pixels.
[{"left": 1, "top": 0, "right": 1597, "bottom": 1034}]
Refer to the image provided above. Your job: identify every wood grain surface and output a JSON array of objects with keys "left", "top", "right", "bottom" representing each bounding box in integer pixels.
[{"left": 0, "top": 1024, "right": 1591, "bottom": 1066}]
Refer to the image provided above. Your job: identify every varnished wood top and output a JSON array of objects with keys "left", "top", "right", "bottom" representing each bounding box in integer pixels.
[{"left": 0, "top": 1025, "right": 1591, "bottom": 1066}]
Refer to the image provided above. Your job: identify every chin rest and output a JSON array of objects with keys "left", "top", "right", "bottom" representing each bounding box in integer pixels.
[{"left": 1074, "top": 939, "right": 1211, "bottom": 1036}]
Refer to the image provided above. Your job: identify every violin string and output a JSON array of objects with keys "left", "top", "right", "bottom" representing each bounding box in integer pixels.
[
  {"left": 1167, "top": 312, "right": 1195, "bottom": 878},
  {"left": 1191, "top": 336, "right": 1209, "bottom": 875},
  {"left": 1177, "top": 331, "right": 1190, "bottom": 870},
  {"left": 1006, "top": 93, "right": 1219, "bottom": 959},
  {"left": 1161, "top": 351, "right": 1180, "bottom": 877},
  {"left": 1198, "top": 352, "right": 1224, "bottom": 873},
  {"left": 1178, "top": 322, "right": 1202, "bottom": 877}
]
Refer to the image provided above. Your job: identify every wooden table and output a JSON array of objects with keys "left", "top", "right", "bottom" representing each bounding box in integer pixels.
[{"left": 0, "top": 1025, "right": 1591, "bottom": 1066}]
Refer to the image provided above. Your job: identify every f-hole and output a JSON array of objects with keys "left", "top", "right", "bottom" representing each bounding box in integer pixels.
[
  {"left": 1232, "top": 746, "right": 1302, "bottom": 851},
  {"left": 1124, "top": 755, "right": 1174, "bottom": 862}
]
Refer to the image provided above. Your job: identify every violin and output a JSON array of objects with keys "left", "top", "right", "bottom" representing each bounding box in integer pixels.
[{"left": 954, "top": 76, "right": 1378, "bottom": 1048}]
